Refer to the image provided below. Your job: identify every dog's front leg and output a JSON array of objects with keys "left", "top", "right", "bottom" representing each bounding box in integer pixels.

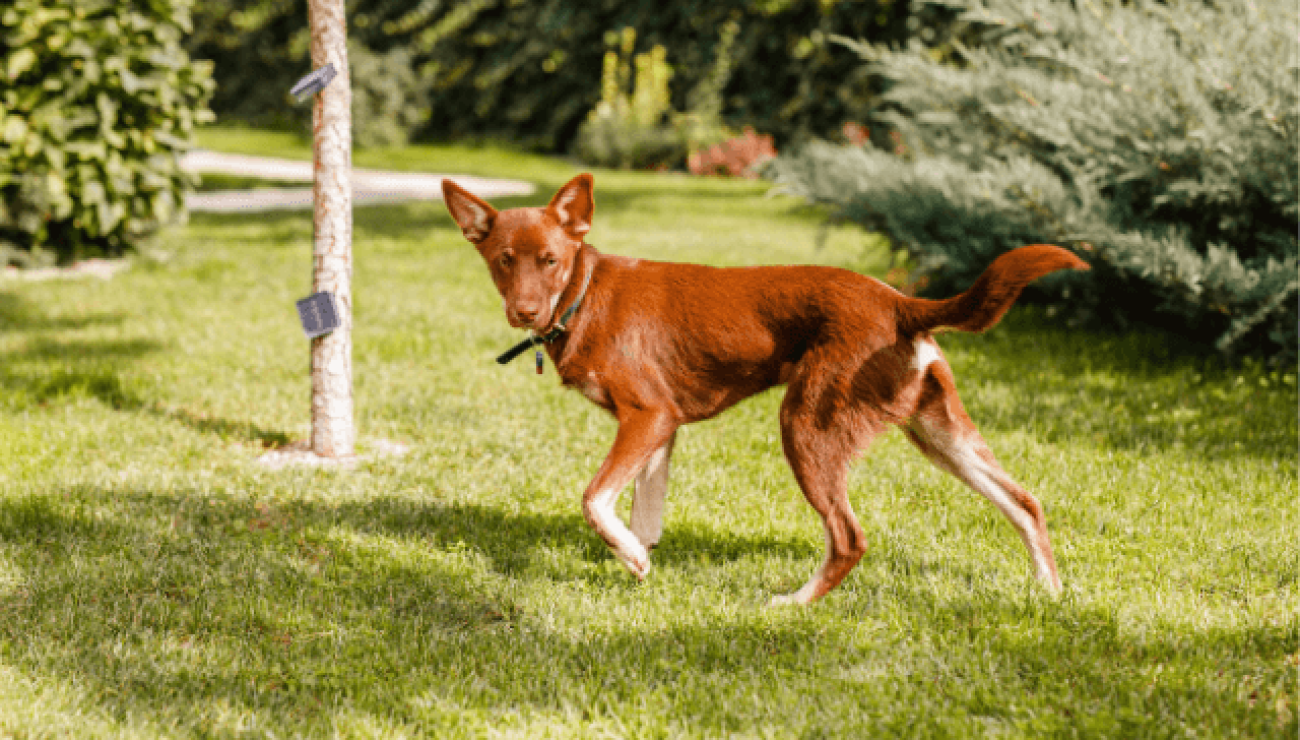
[{"left": 583, "top": 411, "right": 678, "bottom": 580}]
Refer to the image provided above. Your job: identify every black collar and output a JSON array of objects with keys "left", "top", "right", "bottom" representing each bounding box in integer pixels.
[{"left": 495, "top": 246, "right": 593, "bottom": 365}]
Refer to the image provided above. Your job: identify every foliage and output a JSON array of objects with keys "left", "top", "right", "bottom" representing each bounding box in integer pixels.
[
  {"left": 770, "top": 0, "right": 1298, "bottom": 362},
  {"left": 187, "top": 0, "right": 950, "bottom": 152},
  {"left": 688, "top": 127, "right": 777, "bottom": 178},
  {"left": 573, "top": 30, "right": 683, "bottom": 170},
  {"left": 347, "top": 42, "right": 428, "bottom": 149},
  {"left": 0, "top": 0, "right": 214, "bottom": 265},
  {"left": 673, "top": 17, "right": 742, "bottom": 156},
  {"left": 574, "top": 23, "right": 752, "bottom": 172}
]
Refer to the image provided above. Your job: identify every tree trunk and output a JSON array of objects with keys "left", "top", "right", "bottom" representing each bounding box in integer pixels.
[{"left": 308, "top": 0, "right": 353, "bottom": 458}]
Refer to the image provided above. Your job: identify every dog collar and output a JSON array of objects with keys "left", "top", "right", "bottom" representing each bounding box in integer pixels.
[{"left": 495, "top": 246, "right": 593, "bottom": 366}]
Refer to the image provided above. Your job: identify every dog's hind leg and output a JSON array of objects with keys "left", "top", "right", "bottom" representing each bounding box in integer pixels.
[
  {"left": 630, "top": 431, "right": 676, "bottom": 550},
  {"left": 583, "top": 411, "right": 678, "bottom": 580},
  {"left": 903, "top": 362, "right": 1062, "bottom": 591},
  {"left": 771, "top": 381, "right": 876, "bottom": 605}
]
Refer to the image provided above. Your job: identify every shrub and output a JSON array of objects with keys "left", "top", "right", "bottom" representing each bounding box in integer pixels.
[
  {"left": 573, "top": 116, "right": 684, "bottom": 172},
  {"left": 184, "top": 1, "right": 429, "bottom": 150},
  {"left": 348, "top": 42, "right": 428, "bottom": 149},
  {"left": 770, "top": 0, "right": 1297, "bottom": 362},
  {"left": 688, "top": 128, "right": 776, "bottom": 178},
  {"left": 574, "top": 31, "right": 683, "bottom": 170},
  {"left": 575, "top": 23, "right": 749, "bottom": 171},
  {"left": 0, "top": 0, "right": 214, "bottom": 266}
]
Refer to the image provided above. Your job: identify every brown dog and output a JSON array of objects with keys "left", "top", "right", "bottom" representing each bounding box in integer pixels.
[{"left": 442, "top": 173, "right": 1087, "bottom": 604}]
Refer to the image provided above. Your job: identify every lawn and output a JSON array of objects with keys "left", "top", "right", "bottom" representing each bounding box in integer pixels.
[{"left": 0, "top": 126, "right": 1294, "bottom": 738}]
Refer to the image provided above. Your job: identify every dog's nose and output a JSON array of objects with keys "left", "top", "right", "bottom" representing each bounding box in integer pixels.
[{"left": 515, "top": 306, "right": 540, "bottom": 325}]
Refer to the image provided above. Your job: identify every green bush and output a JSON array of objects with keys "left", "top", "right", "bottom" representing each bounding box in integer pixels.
[
  {"left": 574, "top": 32, "right": 683, "bottom": 170},
  {"left": 0, "top": 0, "right": 214, "bottom": 266},
  {"left": 574, "top": 112, "right": 685, "bottom": 172},
  {"left": 573, "top": 25, "right": 740, "bottom": 171},
  {"left": 770, "top": 0, "right": 1297, "bottom": 362},
  {"left": 183, "top": 2, "right": 438, "bottom": 150},
  {"left": 348, "top": 42, "right": 427, "bottom": 149}
]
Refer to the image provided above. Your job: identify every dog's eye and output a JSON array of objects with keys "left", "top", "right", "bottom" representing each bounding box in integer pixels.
[
  {"left": 545, "top": 257, "right": 558, "bottom": 268},
  {"left": 498, "top": 254, "right": 513, "bottom": 268}
]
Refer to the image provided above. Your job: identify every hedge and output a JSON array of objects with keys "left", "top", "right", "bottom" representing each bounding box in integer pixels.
[
  {"left": 0, "top": 0, "right": 214, "bottom": 265},
  {"left": 187, "top": 0, "right": 962, "bottom": 152}
]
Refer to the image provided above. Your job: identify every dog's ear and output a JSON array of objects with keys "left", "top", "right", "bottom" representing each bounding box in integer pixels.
[
  {"left": 442, "top": 179, "right": 498, "bottom": 244},
  {"left": 547, "top": 173, "right": 594, "bottom": 238}
]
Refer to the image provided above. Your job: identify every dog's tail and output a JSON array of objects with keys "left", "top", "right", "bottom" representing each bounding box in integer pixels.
[{"left": 896, "top": 245, "right": 1089, "bottom": 335}]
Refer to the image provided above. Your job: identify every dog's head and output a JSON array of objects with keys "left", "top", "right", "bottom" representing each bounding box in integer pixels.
[{"left": 442, "top": 174, "right": 594, "bottom": 331}]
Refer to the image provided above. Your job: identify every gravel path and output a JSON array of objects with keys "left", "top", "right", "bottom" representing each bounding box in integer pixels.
[{"left": 181, "top": 150, "right": 535, "bottom": 213}]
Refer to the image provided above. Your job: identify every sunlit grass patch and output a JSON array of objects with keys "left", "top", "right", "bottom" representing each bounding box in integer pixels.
[{"left": 0, "top": 128, "right": 1293, "bottom": 738}]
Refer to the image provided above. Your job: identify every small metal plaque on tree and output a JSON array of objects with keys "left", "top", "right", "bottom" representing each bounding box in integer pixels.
[
  {"left": 296, "top": 292, "right": 341, "bottom": 338},
  {"left": 289, "top": 63, "right": 337, "bottom": 103}
]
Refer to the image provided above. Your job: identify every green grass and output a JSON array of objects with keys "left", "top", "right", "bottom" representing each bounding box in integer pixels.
[
  {"left": 0, "top": 125, "right": 1294, "bottom": 738},
  {"left": 196, "top": 172, "right": 307, "bottom": 192}
]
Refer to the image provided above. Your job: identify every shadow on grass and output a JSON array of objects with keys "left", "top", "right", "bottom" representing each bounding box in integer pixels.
[
  {"left": 0, "top": 484, "right": 1288, "bottom": 735},
  {"left": 928, "top": 309, "right": 1296, "bottom": 462},
  {"left": 0, "top": 293, "right": 127, "bottom": 332},
  {"left": 321, "top": 493, "right": 822, "bottom": 579},
  {"left": 0, "top": 337, "right": 162, "bottom": 407},
  {"left": 18, "top": 370, "right": 292, "bottom": 448},
  {"left": 0, "top": 297, "right": 292, "bottom": 448}
]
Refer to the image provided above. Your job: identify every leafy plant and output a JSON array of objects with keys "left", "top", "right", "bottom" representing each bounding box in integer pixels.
[
  {"left": 770, "top": 0, "right": 1298, "bottom": 362},
  {"left": 577, "top": 25, "right": 755, "bottom": 171},
  {"left": 0, "top": 0, "right": 214, "bottom": 265},
  {"left": 348, "top": 42, "right": 428, "bottom": 149},
  {"left": 574, "top": 30, "right": 683, "bottom": 170},
  {"left": 688, "top": 127, "right": 776, "bottom": 178},
  {"left": 674, "top": 17, "right": 742, "bottom": 155}
]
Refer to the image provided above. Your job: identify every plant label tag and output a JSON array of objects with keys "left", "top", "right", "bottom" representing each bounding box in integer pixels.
[
  {"left": 296, "top": 292, "right": 341, "bottom": 338},
  {"left": 290, "top": 64, "right": 337, "bottom": 103}
]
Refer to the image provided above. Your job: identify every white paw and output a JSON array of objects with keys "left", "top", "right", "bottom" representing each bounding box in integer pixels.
[
  {"left": 769, "top": 579, "right": 822, "bottom": 606},
  {"left": 768, "top": 592, "right": 808, "bottom": 607},
  {"left": 1040, "top": 574, "right": 1064, "bottom": 597},
  {"left": 616, "top": 547, "right": 651, "bottom": 581}
]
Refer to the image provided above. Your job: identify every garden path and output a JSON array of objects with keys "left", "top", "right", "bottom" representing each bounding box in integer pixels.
[{"left": 181, "top": 150, "right": 535, "bottom": 212}]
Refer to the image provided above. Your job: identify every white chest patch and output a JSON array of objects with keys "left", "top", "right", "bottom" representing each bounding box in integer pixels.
[
  {"left": 913, "top": 338, "right": 942, "bottom": 372},
  {"left": 578, "top": 372, "right": 608, "bottom": 405}
]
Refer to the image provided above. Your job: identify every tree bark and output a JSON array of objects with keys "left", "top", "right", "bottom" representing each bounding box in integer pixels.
[{"left": 308, "top": 0, "right": 353, "bottom": 458}]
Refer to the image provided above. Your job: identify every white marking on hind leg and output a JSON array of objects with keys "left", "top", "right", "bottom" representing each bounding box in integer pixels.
[
  {"left": 770, "top": 528, "right": 834, "bottom": 606},
  {"left": 950, "top": 442, "right": 1058, "bottom": 589},
  {"left": 630, "top": 439, "right": 673, "bottom": 549}
]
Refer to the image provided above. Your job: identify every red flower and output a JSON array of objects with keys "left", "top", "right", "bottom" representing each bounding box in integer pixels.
[{"left": 688, "top": 128, "right": 777, "bottom": 178}]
